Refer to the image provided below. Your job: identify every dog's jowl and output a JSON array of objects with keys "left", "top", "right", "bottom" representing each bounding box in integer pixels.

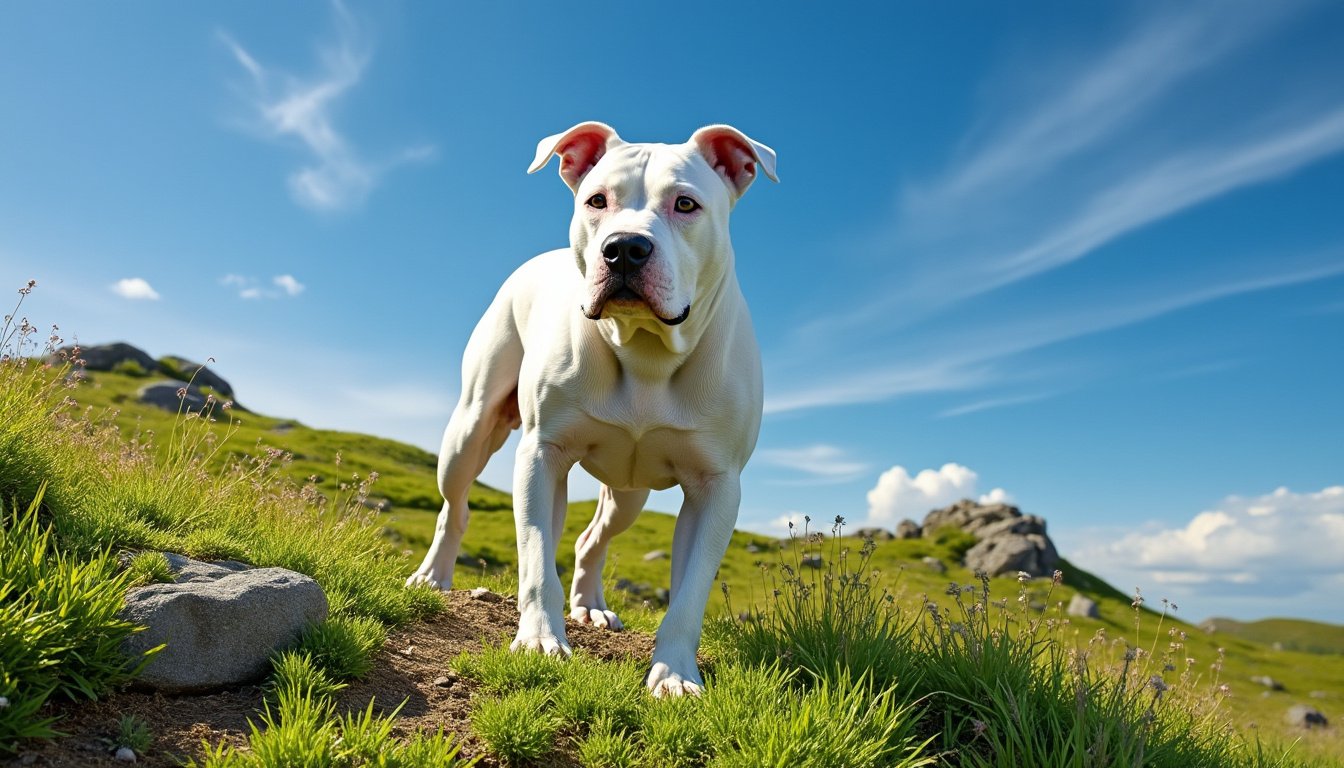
[{"left": 407, "top": 122, "right": 777, "bottom": 696}]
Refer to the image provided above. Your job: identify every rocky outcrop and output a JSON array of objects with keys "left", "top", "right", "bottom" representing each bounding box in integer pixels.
[
  {"left": 921, "top": 499, "right": 1060, "bottom": 578},
  {"left": 138, "top": 382, "right": 212, "bottom": 413},
  {"left": 854, "top": 527, "right": 895, "bottom": 541},
  {"left": 53, "top": 342, "right": 156, "bottom": 374},
  {"left": 120, "top": 554, "right": 327, "bottom": 693},
  {"left": 159, "top": 355, "right": 234, "bottom": 399},
  {"left": 894, "top": 519, "right": 922, "bottom": 539}
]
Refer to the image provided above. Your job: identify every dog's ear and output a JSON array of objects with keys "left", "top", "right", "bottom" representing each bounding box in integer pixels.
[
  {"left": 528, "top": 122, "right": 622, "bottom": 192},
  {"left": 690, "top": 125, "right": 778, "bottom": 199}
]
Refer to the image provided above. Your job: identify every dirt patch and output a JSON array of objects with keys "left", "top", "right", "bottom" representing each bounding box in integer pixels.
[{"left": 6, "top": 591, "right": 656, "bottom": 767}]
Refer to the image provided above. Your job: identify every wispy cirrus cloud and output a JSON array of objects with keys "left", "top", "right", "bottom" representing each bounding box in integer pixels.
[
  {"left": 220, "top": 2, "right": 434, "bottom": 213},
  {"left": 221, "top": 273, "right": 306, "bottom": 300},
  {"left": 769, "top": 0, "right": 1344, "bottom": 417},
  {"left": 756, "top": 444, "right": 871, "bottom": 484},
  {"left": 767, "top": 257, "right": 1344, "bottom": 414}
]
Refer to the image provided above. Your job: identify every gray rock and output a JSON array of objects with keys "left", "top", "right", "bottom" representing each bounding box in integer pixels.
[
  {"left": 137, "top": 382, "right": 211, "bottom": 413},
  {"left": 654, "top": 587, "right": 670, "bottom": 605},
  {"left": 922, "top": 499, "right": 1022, "bottom": 538},
  {"left": 964, "top": 533, "right": 1059, "bottom": 578},
  {"left": 894, "top": 519, "right": 922, "bottom": 539},
  {"left": 159, "top": 355, "right": 234, "bottom": 399},
  {"left": 160, "top": 552, "right": 250, "bottom": 583},
  {"left": 800, "top": 553, "right": 824, "bottom": 569},
  {"left": 1310, "top": 691, "right": 1330, "bottom": 699},
  {"left": 1067, "top": 594, "right": 1099, "bottom": 619},
  {"left": 853, "top": 527, "right": 894, "bottom": 541},
  {"left": 114, "top": 747, "right": 137, "bottom": 762},
  {"left": 121, "top": 561, "right": 327, "bottom": 693},
  {"left": 921, "top": 556, "right": 947, "bottom": 574},
  {"left": 54, "top": 342, "right": 156, "bottom": 373},
  {"left": 976, "top": 514, "right": 1048, "bottom": 539},
  {"left": 1251, "top": 675, "right": 1286, "bottom": 691},
  {"left": 1284, "top": 704, "right": 1328, "bottom": 728},
  {"left": 745, "top": 542, "right": 764, "bottom": 554},
  {"left": 643, "top": 550, "right": 670, "bottom": 561}
]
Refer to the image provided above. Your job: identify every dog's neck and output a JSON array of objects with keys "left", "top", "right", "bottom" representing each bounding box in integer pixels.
[{"left": 593, "top": 269, "right": 738, "bottom": 377}]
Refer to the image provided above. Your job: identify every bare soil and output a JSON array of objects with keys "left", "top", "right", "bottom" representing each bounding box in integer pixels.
[{"left": 5, "top": 591, "right": 655, "bottom": 767}]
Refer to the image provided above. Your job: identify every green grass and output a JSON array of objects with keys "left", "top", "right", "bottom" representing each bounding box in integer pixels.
[
  {"left": 0, "top": 291, "right": 438, "bottom": 751},
  {"left": 1204, "top": 617, "right": 1344, "bottom": 656},
  {"left": 5, "top": 283, "right": 1342, "bottom": 764},
  {"left": 114, "top": 715, "right": 152, "bottom": 754},
  {"left": 193, "top": 653, "right": 475, "bottom": 767}
]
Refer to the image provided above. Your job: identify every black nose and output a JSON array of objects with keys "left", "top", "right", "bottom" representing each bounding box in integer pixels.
[{"left": 601, "top": 233, "right": 654, "bottom": 274}]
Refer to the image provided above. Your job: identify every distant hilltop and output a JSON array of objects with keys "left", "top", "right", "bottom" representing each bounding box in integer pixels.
[{"left": 51, "top": 341, "right": 239, "bottom": 413}]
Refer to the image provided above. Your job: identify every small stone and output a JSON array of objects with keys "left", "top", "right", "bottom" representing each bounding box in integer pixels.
[
  {"left": 399, "top": 645, "right": 416, "bottom": 656},
  {"left": 115, "top": 747, "right": 137, "bottom": 762},
  {"left": 921, "top": 556, "right": 947, "bottom": 574},
  {"left": 745, "top": 542, "right": 764, "bottom": 554},
  {"left": 800, "top": 553, "right": 824, "bottom": 569},
  {"left": 433, "top": 675, "right": 455, "bottom": 688},
  {"left": 1251, "top": 675, "right": 1285, "bottom": 691},
  {"left": 470, "top": 587, "right": 492, "bottom": 599},
  {"left": 1067, "top": 595, "right": 1100, "bottom": 619},
  {"left": 654, "top": 587, "right": 670, "bottom": 605},
  {"left": 1284, "top": 704, "right": 1328, "bottom": 728},
  {"left": 0, "top": 695, "right": 8, "bottom": 709},
  {"left": 643, "top": 550, "right": 669, "bottom": 561}
]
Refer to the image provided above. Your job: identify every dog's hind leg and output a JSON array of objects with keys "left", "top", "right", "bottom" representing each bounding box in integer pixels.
[
  {"left": 569, "top": 485, "right": 648, "bottom": 629},
  {"left": 406, "top": 297, "right": 523, "bottom": 591}
]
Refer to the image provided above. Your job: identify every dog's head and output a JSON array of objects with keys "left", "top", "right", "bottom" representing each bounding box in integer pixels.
[{"left": 529, "top": 123, "right": 776, "bottom": 333}]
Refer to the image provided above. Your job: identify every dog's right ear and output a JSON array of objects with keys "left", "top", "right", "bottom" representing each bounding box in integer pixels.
[{"left": 528, "top": 122, "right": 622, "bottom": 192}]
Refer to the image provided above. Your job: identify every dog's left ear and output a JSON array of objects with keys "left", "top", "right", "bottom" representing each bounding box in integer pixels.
[
  {"left": 528, "top": 122, "right": 622, "bottom": 192},
  {"left": 691, "top": 125, "right": 779, "bottom": 199}
]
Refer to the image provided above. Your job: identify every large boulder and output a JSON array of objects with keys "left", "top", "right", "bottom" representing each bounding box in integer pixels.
[
  {"left": 894, "top": 519, "right": 922, "bottom": 539},
  {"left": 121, "top": 555, "right": 328, "bottom": 693},
  {"left": 964, "top": 532, "right": 1059, "bottom": 578},
  {"left": 138, "top": 382, "right": 211, "bottom": 413},
  {"left": 54, "top": 342, "right": 156, "bottom": 374},
  {"left": 923, "top": 499, "right": 1061, "bottom": 578},
  {"left": 159, "top": 355, "right": 234, "bottom": 399},
  {"left": 853, "top": 527, "right": 894, "bottom": 541}
]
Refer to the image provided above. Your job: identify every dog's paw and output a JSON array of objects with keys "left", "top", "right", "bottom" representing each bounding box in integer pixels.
[
  {"left": 510, "top": 633, "right": 573, "bottom": 657},
  {"left": 404, "top": 570, "right": 451, "bottom": 591},
  {"left": 570, "top": 606, "right": 624, "bottom": 630},
  {"left": 646, "top": 661, "right": 703, "bottom": 698}
]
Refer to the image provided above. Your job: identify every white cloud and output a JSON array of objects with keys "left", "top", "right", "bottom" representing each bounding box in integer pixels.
[
  {"left": 222, "top": 274, "right": 305, "bottom": 300},
  {"left": 220, "top": 3, "right": 433, "bottom": 213},
  {"left": 756, "top": 444, "right": 869, "bottom": 484},
  {"left": 1073, "top": 486, "right": 1344, "bottom": 617},
  {"left": 865, "top": 462, "right": 1011, "bottom": 526},
  {"left": 110, "top": 277, "right": 160, "bottom": 301},
  {"left": 273, "top": 274, "right": 305, "bottom": 296},
  {"left": 771, "top": 511, "right": 813, "bottom": 536}
]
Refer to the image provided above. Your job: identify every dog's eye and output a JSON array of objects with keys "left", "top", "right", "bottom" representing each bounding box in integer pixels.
[
  {"left": 586, "top": 193, "right": 607, "bottom": 210},
  {"left": 674, "top": 195, "right": 700, "bottom": 213}
]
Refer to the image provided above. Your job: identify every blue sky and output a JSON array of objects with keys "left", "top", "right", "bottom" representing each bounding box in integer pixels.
[{"left": 3, "top": 1, "right": 1342, "bottom": 623}]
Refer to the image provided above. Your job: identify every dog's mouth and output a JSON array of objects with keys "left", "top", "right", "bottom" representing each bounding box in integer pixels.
[{"left": 583, "top": 281, "right": 690, "bottom": 326}]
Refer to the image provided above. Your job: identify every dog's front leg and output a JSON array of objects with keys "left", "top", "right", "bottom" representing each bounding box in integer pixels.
[
  {"left": 510, "top": 433, "right": 573, "bottom": 657},
  {"left": 647, "top": 472, "right": 740, "bottom": 697}
]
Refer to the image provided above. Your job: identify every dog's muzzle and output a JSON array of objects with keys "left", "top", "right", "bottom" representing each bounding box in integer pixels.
[{"left": 582, "top": 233, "right": 690, "bottom": 326}]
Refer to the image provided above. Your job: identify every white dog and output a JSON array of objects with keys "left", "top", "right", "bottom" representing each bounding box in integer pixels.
[{"left": 407, "top": 122, "right": 776, "bottom": 696}]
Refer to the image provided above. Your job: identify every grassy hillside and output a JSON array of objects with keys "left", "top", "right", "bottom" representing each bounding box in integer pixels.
[
  {"left": 55, "top": 367, "right": 1344, "bottom": 761},
  {"left": 1204, "top": 617, "right": 1344, "bottom": 656}
]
